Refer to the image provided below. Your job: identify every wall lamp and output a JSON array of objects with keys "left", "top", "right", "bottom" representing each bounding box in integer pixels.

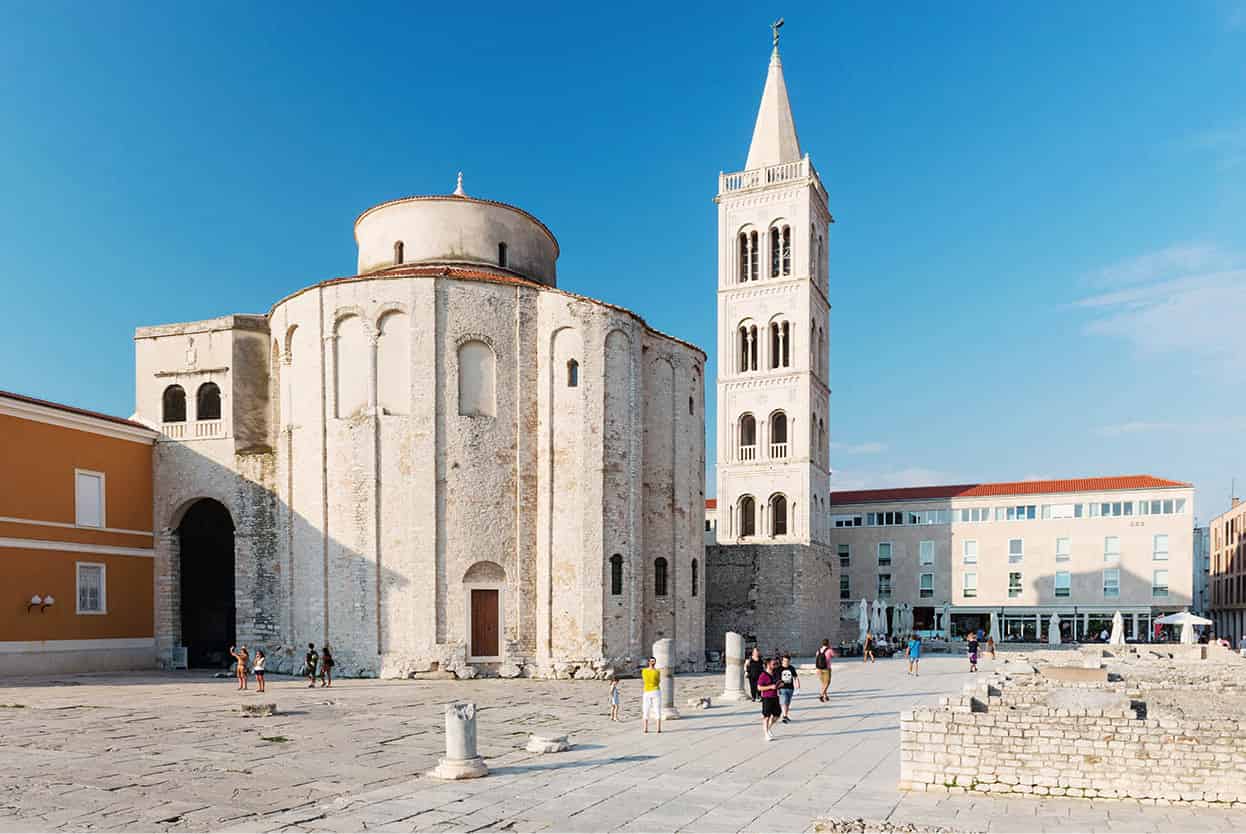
[{"left": 27, "top": 594, "right": 55, "bottom": 613}]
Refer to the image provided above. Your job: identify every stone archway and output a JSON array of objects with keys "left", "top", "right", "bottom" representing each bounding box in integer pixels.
[{"left": 177, "top": 499, "right": 236, "bottom": 668}]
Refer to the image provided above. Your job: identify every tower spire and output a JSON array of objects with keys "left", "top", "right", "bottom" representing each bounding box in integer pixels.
[{"left": 744, "top": 21, "right": 802, "bottom": 171}]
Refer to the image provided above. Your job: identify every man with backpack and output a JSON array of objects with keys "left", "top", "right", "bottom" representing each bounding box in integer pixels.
[{"left": 815, "top": 638, "right": 833, "bottom": 702}]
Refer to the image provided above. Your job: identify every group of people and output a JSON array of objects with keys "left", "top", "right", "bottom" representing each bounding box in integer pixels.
[
  {"left": 742, "top": 640, "right": 836, "bottom": 740},
  {"left": 224, "top": 642, "right": 335, "bottom": 691}
]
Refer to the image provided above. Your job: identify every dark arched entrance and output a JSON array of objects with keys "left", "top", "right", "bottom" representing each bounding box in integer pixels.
[{"left": 178, "top": 499, "right": 236, "bottom": 668}]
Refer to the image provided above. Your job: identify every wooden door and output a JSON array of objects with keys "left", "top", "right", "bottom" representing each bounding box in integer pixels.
[{"left": 470, "top": 589, "right": 499, "bottom": 657}]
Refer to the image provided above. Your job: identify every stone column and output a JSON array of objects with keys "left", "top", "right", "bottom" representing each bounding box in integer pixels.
[
  {"left": 720, "top": 631, "right": 747, "bottom": 701},
  {"left": 653, "top": 638, "right": 680, "bottom": 719},
  {"left": 154, "top": 528, "right": 182, "bottom": 669},
  {"left": 430, "top": 702, "right": 488, "bottom": 779}
]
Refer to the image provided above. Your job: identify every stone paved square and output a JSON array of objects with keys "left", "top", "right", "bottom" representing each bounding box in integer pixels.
[{"left": 5, "top": 654, "right": 1246, "bottom": 832}]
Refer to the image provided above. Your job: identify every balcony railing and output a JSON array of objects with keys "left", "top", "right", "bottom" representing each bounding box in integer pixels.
[
  {"left": 719, "top": 156, "right": 827, "bottom": 203},
  {"left": 162, "top": 422, "right": 186, "bottom": 439},
  {"left": 739, "top": 444, "right": 757, "bottom": 462},
  {"left": 770, "top": 442, "right": 788, "bottom": 459},
  {"left": 194, "top": 420, "right": 225, "bottom": 439}
]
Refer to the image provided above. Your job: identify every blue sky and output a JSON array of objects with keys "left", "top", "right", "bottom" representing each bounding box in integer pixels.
[{"left": 2, "top": 2, "right": 1244, "bottom": 520}]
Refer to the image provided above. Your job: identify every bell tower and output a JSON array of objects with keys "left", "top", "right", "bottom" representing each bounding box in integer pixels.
[{"left": 714, "top": 26, "right": 832, "bottom": 547}]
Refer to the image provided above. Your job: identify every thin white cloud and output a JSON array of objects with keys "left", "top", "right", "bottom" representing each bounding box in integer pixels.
[
  {"left": 1095, "top": 421, "right": 1181, "bottom": 438},
  {"left": 1076, "top": 245, "right": 1246, "bottom": 376},
  {"left": 829, "top": 440, "right": 888, "bottom": 455},
  {"left": 1085, "top": 243, "right": 1229, "bottom": 289},
  {"left": 1021, "top": 474, "right": 1055, "bottom": 482}
]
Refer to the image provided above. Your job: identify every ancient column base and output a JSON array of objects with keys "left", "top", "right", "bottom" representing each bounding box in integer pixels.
[
  {"left": 526, "top": 734, "right": 571, "bottom": 753},
  {"left": 430, "top": 756, "right": 489, "bottom": 780},
  {"left": 718, "top": 690, "right": 749, "bottom": 703},
  {"left": 660, "top": 706, "right": 682, "bottom": 720}
]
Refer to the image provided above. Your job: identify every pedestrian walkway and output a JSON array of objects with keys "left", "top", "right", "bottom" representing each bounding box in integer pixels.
[{"left": 3, "top": 654, "right": 1245, "bottom": 832}]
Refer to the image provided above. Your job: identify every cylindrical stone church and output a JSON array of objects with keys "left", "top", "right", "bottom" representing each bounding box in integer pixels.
[{"left": 135, "top": 181, "right": 706, "bottom": 678}]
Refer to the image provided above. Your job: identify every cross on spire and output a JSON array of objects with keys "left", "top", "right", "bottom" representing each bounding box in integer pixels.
[{"left": 771, "top": 17, "right": 784, "bottom": 50}]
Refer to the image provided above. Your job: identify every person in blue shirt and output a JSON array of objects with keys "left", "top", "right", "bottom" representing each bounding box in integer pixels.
[{"left": 907, "top": 634, "right": 922, "bottom": 676}]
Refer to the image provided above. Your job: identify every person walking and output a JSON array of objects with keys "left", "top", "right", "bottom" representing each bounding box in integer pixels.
[
  {"left": 229, "top": 645, "right": 249, "bottom": 691},
  {"left": 640, "top": 656, "right": 662, "bottom": 734},
  {"left": 608, "top": 675, "right": 621, "bottom": 722},
  {"left": 815, "top": 639, "right": 833, "bottom": 702},
  {"left": 907, "top": 634, "right": 922, "bottom": 676},
  {"left": 863, "top": 631, "right": 875, "bottom": 663},
  {"left": 986, "top": 635, "right": 996, "bottom": 660},
  {"left": 745, "top": 647, "right": 764, "bottom": 701},
  {"left": 757, "top": 657, "right": 781, "bottom": 741},
  {"left": 304, "top": 643, "right": 319, "bottom": 689},
  {"left": 253, "top": 649, "right": 267, "bottom": 693},
  {"left": 319, "top": 646, "right": 334, "bottom": 687},
  {"left": 967, "top": 634, "right": 979, "bottom": 673},
  {"left": 776, "top": 654, "right": 799, "bottom": 723}
]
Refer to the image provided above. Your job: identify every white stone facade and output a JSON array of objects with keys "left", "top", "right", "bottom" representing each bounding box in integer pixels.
[
  {"left": 703, "top": 40, "right": 837, "bottom": 657},
  {"left": 713, "top": 46, "right": 832, "bottom": 547},
  {"left": 135, "top": 189, "right": 705, "bottom": 678}
]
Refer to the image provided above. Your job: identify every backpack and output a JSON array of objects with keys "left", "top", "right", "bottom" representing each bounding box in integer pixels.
[{"left": 815, "top": 648, "right": 828, "bottom": 669}]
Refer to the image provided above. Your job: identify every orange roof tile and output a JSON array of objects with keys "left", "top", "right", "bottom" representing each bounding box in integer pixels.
[
  {"left": 830, "top": 475, "right": 1191, "bottom": 506},
  {"left": 705, "top": 499, "right": 718, "bottom": 510}
]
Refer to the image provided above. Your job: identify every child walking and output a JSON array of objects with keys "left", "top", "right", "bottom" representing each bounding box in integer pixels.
[
  {"left": 319, "top": 645, "right": 334, "bottom": 687},
  {"left": 608, "top": 675, "right": 620, "bottom": 721},
  {"left": 304, "top": 643, "right": 319, "bottom": 688}
]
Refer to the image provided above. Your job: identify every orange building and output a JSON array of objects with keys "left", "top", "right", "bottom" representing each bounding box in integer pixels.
[{"left": 1, "top": 390, "right": 157, "bottom": 674}]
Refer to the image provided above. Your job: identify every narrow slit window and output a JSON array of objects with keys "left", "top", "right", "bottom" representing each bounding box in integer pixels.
[
  {"left": 567, "top": 359, "right": 579, "bottom": 387},
  {"left": 498, "top": 242, "right": 508, "bottom": 267}
]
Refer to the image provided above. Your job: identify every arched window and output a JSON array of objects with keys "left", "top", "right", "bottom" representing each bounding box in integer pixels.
[
  {"left": 739, "top": 413, "right": 756, "bottom": 460},
  {"left": 654, "top": 557, "right": 668, "bottom": 597},
  {"left": 498, "top": 242, "right": 508, "bottom": 268},
  {"left": 610, "top": 554, "right": 623, "bottom": 596},
  {"left": 769, "top": 320, "right": 790, "bottom": 368},
  {"left": 739, "top": 495, "right": 756, "bottom": 537},
  {"left": 737, "top": 324, "right": 758, "bottom": 372},
  {"left": 196, "top": 382, "right": 221, "bottom": 421},
  {"left": 770, "top": 411, "right": 787, "bottom": 458},
  {"left": 394, "top": 240, "right": 404, "bottom": 265},
  {"left": 457, "top": 340, "right": 496, "bottom": 417},
  {"left": 567, "top": 359, "right": 579, "bottom": 388},
  {"left": 691, "top": 558, "right": 699, "bottom": 597},
  {"left": 770, "top": 494, "right": 788, "bottom": 537},
  {"left": 749, "top": 231, "right": 759, "bottom": 280},
  {"left": 782, "top": 225, "right": 791, "bottom": 275},
  {"left": 162, "top": 385, "right": 186, "bottom": 423},
  {"left": 770, "top": 227, "right": 781, "bottom": 277},
  {"left": 738, "top": 233, "right": 748, "bottom": 283}
]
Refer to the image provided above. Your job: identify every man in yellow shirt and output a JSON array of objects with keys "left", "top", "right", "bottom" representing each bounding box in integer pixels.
[{"left": 641, "top": 656, "right": 662, "bottom": 734}]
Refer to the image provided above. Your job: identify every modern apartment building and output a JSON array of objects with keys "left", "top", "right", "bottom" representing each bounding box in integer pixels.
[
  {"left": 1209, "top": 498, "right": 1246, "bottom": 646},
  {"left": 828, "top": 475, "right": 1194, "bottom": 642},
  {"left": 0, "top": 390, "right": 158, "bottom": 674}
]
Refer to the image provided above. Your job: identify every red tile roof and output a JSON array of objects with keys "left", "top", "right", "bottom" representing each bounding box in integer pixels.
[
  {"left": 0, "top": 389, "right": 153, "bottom": 432},
  {"left": 830, "top": 475, "right": 1191, "bottom": 506},
  {"left": 705, "top": 499, "right": 718, "bottom": 510}
]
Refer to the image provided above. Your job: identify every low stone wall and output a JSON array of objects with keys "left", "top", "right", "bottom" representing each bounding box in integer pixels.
[{"left": 900, "top": 689, "right": 1246, "bottom": 806}]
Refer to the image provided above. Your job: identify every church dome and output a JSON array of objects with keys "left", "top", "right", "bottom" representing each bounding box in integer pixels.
[{"left": 353, "top": 176, "right": 559, "bottom": 286}]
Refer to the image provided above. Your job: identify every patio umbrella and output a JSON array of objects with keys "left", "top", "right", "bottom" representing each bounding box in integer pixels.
[
  {"left": 1155, "top": 610, "right": 1213, "bottom": 645},
  {"left": 858, "top": 598, "right": 869, "bottom": 643},
  {"left": 989, "top": 611, "right": 1001, "bottom": 644},
  {"left": 942, "top": 603, "right": 951, "bottom": 637},
  {"left": 1047, "top": 612, "right": 1061, "bottom": 645},
  {"left": 1109, "top": 611, "right": 1126, "bottom": 646}
]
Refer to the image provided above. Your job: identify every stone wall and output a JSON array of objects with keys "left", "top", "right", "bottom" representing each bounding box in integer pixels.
[
  {"left": 705, "top": 542, "right": 836, "bottom": 655},
  {"left": 900, "top": 676, "right": 1246, "bottom": 806}
]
